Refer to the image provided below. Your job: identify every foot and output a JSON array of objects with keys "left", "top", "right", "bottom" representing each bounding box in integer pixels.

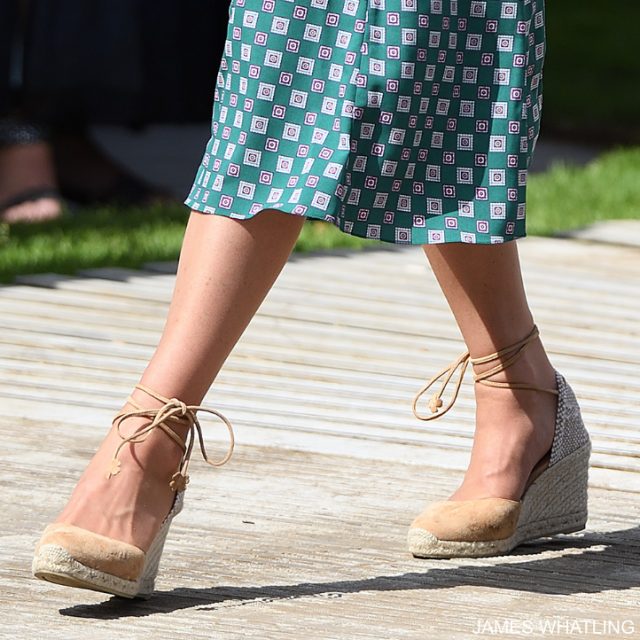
[
  {"left": 53, "top": 399, "right": 190, "bottom": 553},
  {"left": 449, "top": 339, "right": 558, "bottom": 502},
  {"left": 0, "top": 142, "right": 62, "bottom": 223}
]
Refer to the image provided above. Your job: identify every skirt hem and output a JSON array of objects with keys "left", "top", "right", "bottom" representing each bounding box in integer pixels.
[{"left": 184, "top": 197, "right": 524, "bottom": 246}]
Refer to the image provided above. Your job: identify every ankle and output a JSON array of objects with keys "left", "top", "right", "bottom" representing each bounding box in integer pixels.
[
  {"left": 472, "top": 336, "right": 556, "bottom": 390},
  {"left": 107, "top": 398, "right": 190, "bottom": 480},
  {"left": 117, "top": 396, "right": 192, "bottom": 441}
]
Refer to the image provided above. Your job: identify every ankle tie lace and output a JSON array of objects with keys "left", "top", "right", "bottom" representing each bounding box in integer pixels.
[
  {"left": 107, "top": 384, "right": 235, "bottom": 492},
  {"left": 412, "top": 324, "right": 558, "bottom": 421}
]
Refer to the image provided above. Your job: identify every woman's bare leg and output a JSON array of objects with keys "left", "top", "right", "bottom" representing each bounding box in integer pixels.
[
  {"left": 423, "top": 241, "right": 557, "bottom": 502},
  {"left": 55, "top": 210, "right": 305, "bottom": 550}
]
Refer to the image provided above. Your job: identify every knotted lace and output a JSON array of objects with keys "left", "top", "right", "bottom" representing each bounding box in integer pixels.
[
  {"left": 412, "top": 324, "right": 558, "bottom": 421},
  {"left": 107, "top": 384, "right": 235, "bottom": 492}
]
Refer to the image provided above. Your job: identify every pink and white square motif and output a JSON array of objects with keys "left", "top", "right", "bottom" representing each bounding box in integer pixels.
[
  {"left": 413, "top": 215, "right": 426, "bottom": 228},
  {"left": 259, "top": 171, "right": 273, "bottom": 185},
  {"left": 364, "top": 176, "right": 377, "bottom": 189},
  {"left": 459, "top": 201, "right": 474, "bottom": 217},
  {"left": 354, "top": 18, "right": 366, "bottom": 33},
  {"left": 326, "top": 13, "right": 339, "bottom": 27},
  {"left": 293, "top": 6, "right": 307, "bottom": 19},
  {"left": 387, "top": 46, "right": 401, "bottom": 59},
  {"left": 397, "top": 98, "right": 411, "bottom": 112},
  {"left": 490, "top": 203, "right": 507, "bottom": 218},
  {"left": 219, "top": 195, "right": 234, "bottom": 210},
  {"left": 427, "top": 198, "right": 442, "bottom": 215},
  {"left": 366, "top": 225, "right": 381, "bottom": 239}
]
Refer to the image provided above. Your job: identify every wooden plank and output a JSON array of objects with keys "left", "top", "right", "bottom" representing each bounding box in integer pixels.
[
  {"left": 2, "top": 420, "right": 639, "bottom": 638},
  {"left": 1, "top": 236, "right": 639, "bottom": 637}
]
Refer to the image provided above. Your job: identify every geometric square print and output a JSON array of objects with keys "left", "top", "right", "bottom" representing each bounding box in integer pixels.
[{"left": 186, "top": 0, "right": 546, "bottom": 245}]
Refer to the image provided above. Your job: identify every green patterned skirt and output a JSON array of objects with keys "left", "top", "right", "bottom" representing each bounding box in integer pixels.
[{"left": 186, "top": 0, "right": 546, "bottom": 244}]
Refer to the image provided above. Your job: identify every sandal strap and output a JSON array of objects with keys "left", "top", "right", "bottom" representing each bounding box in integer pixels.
[
  {"left": 413, "top": 324, "right": 558, "bottom": 421},
  {"left": 107, "top": 384, "right": 235, "bottom": 491}
]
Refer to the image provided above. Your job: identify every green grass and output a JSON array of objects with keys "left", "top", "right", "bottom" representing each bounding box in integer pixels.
[
  {"left": 526, "top": 147, "right": 640, "bottom": 235},
  {"left": 1, "top": 147, "right": 639, "bottom": 283},
  {"left": 0, "top": 207, "right": 375, "bottom": 283}
]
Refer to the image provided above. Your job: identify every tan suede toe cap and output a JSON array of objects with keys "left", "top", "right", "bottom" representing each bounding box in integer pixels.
[
  {"left": 410, "top": 497, "right": 522, "bottom": 542},
  {"left": 36, "top": 524, "right": 145, "bottom": 581}
]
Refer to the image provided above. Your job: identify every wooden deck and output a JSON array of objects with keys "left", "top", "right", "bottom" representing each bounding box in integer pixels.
[{"left": 1, "top": 236, "right": 639, "bottom": 639}]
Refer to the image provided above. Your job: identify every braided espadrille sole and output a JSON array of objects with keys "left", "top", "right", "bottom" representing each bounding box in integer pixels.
[
  {"left": 408, "top": 440, "right": 591, "bottom": 558},
  {"left": 33, "top": 492, "right": 183, "bottom": 599},
  {"left": 32, "top": 545, "right": 142, "bottom": 598}
]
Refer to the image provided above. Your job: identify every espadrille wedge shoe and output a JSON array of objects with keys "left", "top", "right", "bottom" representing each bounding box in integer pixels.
[
  {"left": 408, "top": 325, "right": 591, "bottom": 558},
  {"left": 32, "top": 384, "right": 234, "bottom": 598}
]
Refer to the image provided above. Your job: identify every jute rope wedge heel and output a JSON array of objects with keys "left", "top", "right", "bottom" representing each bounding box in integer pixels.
[
  {"left": 32, "top": 385, "right": 234, "bottom": 598},
  {"left": 408, "top": 325, "right": 591, "bottom": 558}
]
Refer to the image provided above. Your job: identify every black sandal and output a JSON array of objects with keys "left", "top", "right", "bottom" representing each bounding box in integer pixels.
[{"left": 0, "top": 118, "right": 64, "bottom": 223}]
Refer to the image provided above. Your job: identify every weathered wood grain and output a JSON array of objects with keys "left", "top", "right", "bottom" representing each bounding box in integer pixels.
[{"left": 1, "top": 236, "right": 639, "bottom": 639}]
